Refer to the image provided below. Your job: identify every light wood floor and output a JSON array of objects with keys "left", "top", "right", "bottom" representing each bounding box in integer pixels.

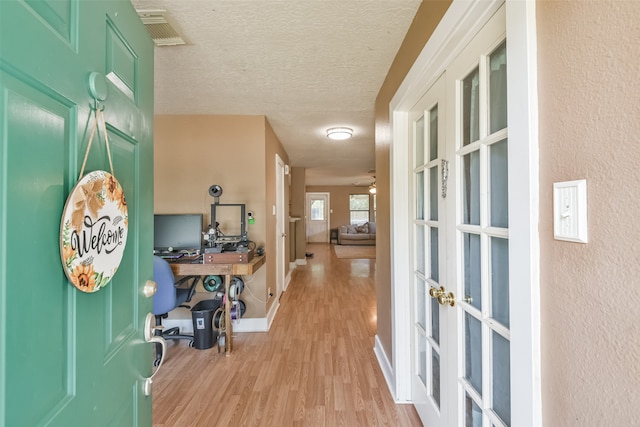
[{"left": 152, "top": 243, "right": 422, "bottom": 426}]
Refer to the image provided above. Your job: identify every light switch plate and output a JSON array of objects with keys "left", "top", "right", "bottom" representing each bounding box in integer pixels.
[{"left": 553, "top": 179, "right": 588, "bottom": 243}]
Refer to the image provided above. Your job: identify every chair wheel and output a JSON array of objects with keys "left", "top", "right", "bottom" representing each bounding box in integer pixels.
[
  {"left": 153, "top": 357, "right": 161, "bottom": 367},
  {"left": 188, "top": 340, "right": 195, "bottom": 348}
]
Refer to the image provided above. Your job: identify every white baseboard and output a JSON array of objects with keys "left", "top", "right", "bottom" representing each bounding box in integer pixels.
[
  {"left": 267, "top": 297, "right": 279, "bottom": 328},
  {"left": 234, "top": 297, "right": 279, "bottom": 332},
  {"left": 295, "top": 258, "right": 307, "bottom": 265},
  {"left": 374, "top": 334, "right": 398, "bottom": 402},
  {"left": 163, "top": 307, "right": 194, "bottom": 334},
  {"left": 232, "top": 316, "right": 269, "bottom": 332},
  {"left": 162, "top": 294, "right": 281, "bottom": 334},
  {"left": 289, "top": 261, "right": 297, "bottom": 270},
  {"left": 165, "top": 313, "right": 275, "bottom": 334},
  {"left": 162, "top": 317, "right": 273, "bottom": 335}
]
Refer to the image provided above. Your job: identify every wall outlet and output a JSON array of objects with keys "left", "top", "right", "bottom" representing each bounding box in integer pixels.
[{"left": 267, "top": 287, "right": 271, "bottom": 298}]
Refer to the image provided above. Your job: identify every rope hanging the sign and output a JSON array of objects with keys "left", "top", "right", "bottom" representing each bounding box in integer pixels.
[{"left": 78, "top": 108, "right": 114, "bottom": 180}]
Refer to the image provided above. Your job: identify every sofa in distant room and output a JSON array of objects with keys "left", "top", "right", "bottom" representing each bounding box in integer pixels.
[{"left": 338, "top": 222, "right": 376, "bottom": 245}]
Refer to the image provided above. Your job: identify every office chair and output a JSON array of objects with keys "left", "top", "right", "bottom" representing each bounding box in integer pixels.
[{"left": 152, "top": 256, "right": 200, "bottom": 365}]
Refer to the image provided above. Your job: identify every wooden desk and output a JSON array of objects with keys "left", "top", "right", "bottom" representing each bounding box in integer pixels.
[{"left": 170, "top": 255, "right": 265, "bottom": 355}]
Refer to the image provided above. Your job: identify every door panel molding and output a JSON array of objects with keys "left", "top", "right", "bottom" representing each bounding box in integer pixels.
[
  {"left": 2, "top": 81, "right": 76, "bottom": 424},
  {"left": 23, "top": 0, "right": 78, "bottom": 46}
]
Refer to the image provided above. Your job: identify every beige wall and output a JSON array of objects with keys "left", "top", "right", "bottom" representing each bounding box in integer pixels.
[
  {"left": 155, "top": 115, "right": 289, "bottom": 318},
  {"left": 537, "top": 2, "right": 640, "bottom": 424},
  {"left": 306, "top": 185, "right": 374, "bottom": 228},
  {"left": 374, "top": 0, "right": 452, "bottom": 365},
  {"left": 155, "top": 115, "right": 265, "bottom": 221}
]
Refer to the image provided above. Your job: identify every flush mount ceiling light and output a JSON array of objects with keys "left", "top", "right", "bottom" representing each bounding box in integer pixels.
[{"left": 326, "top": 127, "right": 353, "bottom": 140}]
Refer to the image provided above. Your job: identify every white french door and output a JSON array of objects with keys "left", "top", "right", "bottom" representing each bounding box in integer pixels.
[
  {"left": 408, "top": 5, "right": 511, "bottom": 427},
  {"left": 449, "top": 13, "right": 510, "bottom": 426},
  {"left": 409, "top": 74, "right": 450, "bottom": 423},
  {"left": 276, "top": 154, "right": 286, "bottom": 296}
]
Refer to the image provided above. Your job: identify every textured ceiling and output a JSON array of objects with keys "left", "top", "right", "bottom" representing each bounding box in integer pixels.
[{"left": 130, "top": 0, "right": 421, "bottom": 185}]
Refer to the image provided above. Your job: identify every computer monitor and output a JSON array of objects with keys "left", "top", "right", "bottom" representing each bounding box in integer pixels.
[{"left": 154, "top": 214, "right": 203, "bottom": 252}]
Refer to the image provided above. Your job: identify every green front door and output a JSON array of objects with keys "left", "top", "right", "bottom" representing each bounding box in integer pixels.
[{"left": 0, "top": 1, "right": 155, "bottom": 425}]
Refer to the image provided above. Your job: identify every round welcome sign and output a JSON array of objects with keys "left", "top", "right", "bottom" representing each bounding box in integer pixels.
[{"left": 60, "top": 170, "right": 128, "bottom": 293}]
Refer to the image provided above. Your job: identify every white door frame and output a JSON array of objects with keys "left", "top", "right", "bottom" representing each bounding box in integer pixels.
[
  {"left": 387, "top": 1, "right": 540, "bottom": 425},
  {"left": 276, "top": 154, "right": 286, "bottom": 296}
]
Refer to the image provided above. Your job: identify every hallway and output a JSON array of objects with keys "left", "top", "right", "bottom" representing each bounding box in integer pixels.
[{"left": 152, "top": 243, "right": 421, "bottom": 426}]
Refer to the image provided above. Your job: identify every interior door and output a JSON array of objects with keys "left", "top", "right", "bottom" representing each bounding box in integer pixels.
[
  {"left": 409, "top": 75, "right": 450, "bottom": 425},
  {"left": 0, "top": 1, "right": 155, "bottom": 426},
  {"left": 448, "top": 11, "right": 510, "bottom": 425},
  {"left": 305, "top": 192, "right": 330, "bottom": 243},
  {"left": 275, "top": 154, "right": 286, "bottom": 296},
  {"left": 409, "top": 6, "right": 511, "bottom": 427}
]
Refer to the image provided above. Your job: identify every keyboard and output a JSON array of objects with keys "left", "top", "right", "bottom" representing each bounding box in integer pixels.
[{"left": 160, "top": 253, "right": 184, "bottom": 260}]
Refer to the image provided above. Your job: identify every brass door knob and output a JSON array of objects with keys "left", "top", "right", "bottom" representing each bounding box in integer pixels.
[
  {"left": 437, "top": 292, "right": 456, "bottom": 307},
  {"left": 429, "top": 286, "right": 446, "bottom": 298}
]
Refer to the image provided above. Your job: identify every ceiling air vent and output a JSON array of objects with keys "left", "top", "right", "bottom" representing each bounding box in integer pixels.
[{"left": 137, "top": 9, "right": 186, "bottom": 46}]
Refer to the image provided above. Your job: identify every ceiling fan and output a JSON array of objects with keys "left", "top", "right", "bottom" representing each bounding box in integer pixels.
[{"left": 353, "top": 175, "right": 376, "bottom": 194}]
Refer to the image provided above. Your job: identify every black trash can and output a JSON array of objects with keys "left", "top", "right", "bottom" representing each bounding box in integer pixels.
[{"left": 191, "top": 299, "right": 221, "bottom": 350}]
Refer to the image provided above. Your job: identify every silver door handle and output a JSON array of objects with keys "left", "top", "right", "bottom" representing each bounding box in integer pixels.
[{"left": 143, "top": 312, "right": 166, "bottom": 396}]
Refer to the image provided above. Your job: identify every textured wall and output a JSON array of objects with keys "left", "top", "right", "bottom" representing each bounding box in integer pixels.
[{"left": 537, "top": 1, "right": 640, "bottom": 424}]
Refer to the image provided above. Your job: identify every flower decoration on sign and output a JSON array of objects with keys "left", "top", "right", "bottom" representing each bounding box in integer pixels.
[
  {"left": 70, "top": 263, "right": 97, "bottom": 292},
  {"left": 106, "top": 173, "right": 127, "bottom": 213},
  {"left": 70, "top": 177, "right": 105, "bottom": 231}
]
